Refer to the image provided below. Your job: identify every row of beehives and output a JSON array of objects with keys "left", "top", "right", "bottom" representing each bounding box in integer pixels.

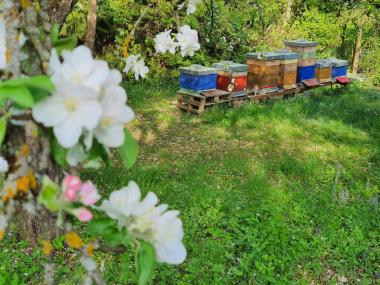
[{"left": 178, "top": 39, "right": 349, "bottom": 97}]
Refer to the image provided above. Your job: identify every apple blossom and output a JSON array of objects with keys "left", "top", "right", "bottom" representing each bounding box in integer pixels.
[
  {"left": 154, "top": 30, "right": 178, "bottom": 54},
  {"left": 187, "top": 0, "right": 202, "bottom": 15},
  {"left": 176, "top": 25, "right": 200, "bottom": 57},
  {"left": 100, "top": 181, "right": 187, "bottom": 265},
  {"left": 124, "top": 54, "right": 149, "bottom": 80},
  {"left": 32, "top": 79, "right": 103, "bottom": 148},
  {"left": 62, "top": 175, "right": 82, "bottom": 202},
  {"left": 0, "top": 156, "right": 9, "bottom": 173},
  {"left": 66, "top": 144, "right": 88, "bottom": 167},
  {"left": 79, "top": 182, "right": 100, "bottom": 206},
  {"left": 49, "top": 46, "right": 109, "bottom": 91},
  {"left": 73, "top": 207, "right": 93, "bottom": 222},
  {"left": 92, "top": 70, "right": 135, "bottom": 148}
]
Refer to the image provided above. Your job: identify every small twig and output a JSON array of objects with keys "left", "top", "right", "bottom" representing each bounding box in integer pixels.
[{"left": 23, "top": 6, "right": 50, "bottom": 73}]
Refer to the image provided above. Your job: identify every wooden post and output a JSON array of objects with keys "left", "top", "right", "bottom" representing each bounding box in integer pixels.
[
  {"left": 351, "top": 28, "right": 362, "bottom": 75},
  {"left": 85, "top": 0, "right": 97, "bottom": 53}
]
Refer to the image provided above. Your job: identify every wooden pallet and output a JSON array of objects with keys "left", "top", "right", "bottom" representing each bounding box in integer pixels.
[
  {"left": 177, "top": 90, "right": 232, "bottom": 114},
  {"left": 231, "top": 96, "right": 250, "bottom": 107}
]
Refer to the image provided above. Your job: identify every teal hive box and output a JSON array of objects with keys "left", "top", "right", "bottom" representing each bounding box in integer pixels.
[
  {"left": 284, "top": 39, "right": 318, "bottom": 47},
  {"left": 246, "top": 52, "right": 283, "bottom": 60},
  {"left": 273, "top": 50, "right": 299, "bottom": 60},
  {"left": 212, "top": 61, "right": 249, "bottom": 73},
  {"left": 179, "top": 64, "right": 218, "bottom": 91}
]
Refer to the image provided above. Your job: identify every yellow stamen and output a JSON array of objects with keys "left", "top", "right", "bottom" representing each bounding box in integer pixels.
[
  {"left": 0, "top": 230, "right": 4, "bottom": 241},
  {"left": 65, "top": 232, "right": 83, "bottom": 249}
]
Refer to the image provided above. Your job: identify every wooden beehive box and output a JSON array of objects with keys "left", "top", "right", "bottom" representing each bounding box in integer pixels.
[
  {"left": 284, "top": 39, "right": 318, "bottom": 54},
  {"left": 246, "top": 52, "right": 282, "bottom": 90},
  {"left": 212, "top": 61, "right": 249, "bottom": 92},
  {"left": 274, "top": 51, "right": 299, "bottom": 89},
  {"left": 315, "top": 59, "right": 332, "bottom": 83}
]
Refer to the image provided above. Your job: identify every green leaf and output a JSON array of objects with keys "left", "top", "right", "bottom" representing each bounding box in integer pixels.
[
  {"left": 137, "top": 242, "right": 156, "bottom": 285},
  {"left": 86, "top": 218, "right": 116, "bottom": 236},
  {"left": 0, "top": 117, "right": 7, "bottom": 145},
  {"left": 53, "top": 36, "right": 78, "bottom": 54},
  {"left": 29, "top": 87, "right": 50, "bottom": 103},
  {"left": 38, "top": 176, "right": 61, "bottom": 212},
  {"left": 118, "top": 129, "right": 138, "bottom": 169},
  {"left": 103, "top": 228, "right": 132, "bottom": 247},
  {"left": 0, "top": 76, "right": 55, "bottom": 92},
  {"left": 51, "top": 138, "right": 69, "bottom": 169},
  {"left": 0, "top": 86, "right": 34, "bottom": 108},
  {"left": 88, "top": 140, "right": 109, "bottom": 162},
  {"left": 50, "top": 23, "right": 60, "bottom": 44}
]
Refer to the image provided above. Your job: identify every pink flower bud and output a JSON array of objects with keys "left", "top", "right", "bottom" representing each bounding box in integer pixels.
[
  {"left": 74, "top": 208, "right": 93, "bottom": 222},
  {"left": 79, "top": 182, "right": 101, "bottom": 206},
  {"left": 63, "top": 175, "right": 82, "bottom": 202}
]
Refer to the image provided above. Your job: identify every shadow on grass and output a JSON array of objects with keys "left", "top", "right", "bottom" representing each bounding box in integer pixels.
[{"left": 80, "top": 82, "right": 380, "bottom": 284}]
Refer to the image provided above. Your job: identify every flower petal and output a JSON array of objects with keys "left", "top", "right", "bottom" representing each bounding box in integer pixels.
[{"left": 53, "top": 113, "right": 83, "bottom": 148}]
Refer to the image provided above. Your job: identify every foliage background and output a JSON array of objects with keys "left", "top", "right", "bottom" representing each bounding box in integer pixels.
[{"left": 61, "top": 0, "right": 380, "bottom": 84}]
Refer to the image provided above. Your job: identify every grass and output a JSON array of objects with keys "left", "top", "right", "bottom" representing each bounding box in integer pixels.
[{"left": 1, "top": 80, "right": 380, "bottom": 284}]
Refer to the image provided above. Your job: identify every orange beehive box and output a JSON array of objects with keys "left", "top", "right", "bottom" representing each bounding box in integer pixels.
[
  {"left": 274, "top": 51, "right": 299, "bottom": 89},
  {"left": 315, "top": 59, "right": 332, "bottom": 83},
  {"left": 246, "top": 53, "right": 282, "bottom": 90}
]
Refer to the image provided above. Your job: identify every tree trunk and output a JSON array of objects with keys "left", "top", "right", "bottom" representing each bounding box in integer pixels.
[
  {"left": 17, "top": 122, "right": 62, "bottom": 246},
  {"left": 351, "top": 28, "right": 362, "bottom": 75},
  {"left": 49, "top": 0, "right": 75, "bottom": 25},
  {"left": 85, "top": 0, "right": 97, "bottom": 53}
]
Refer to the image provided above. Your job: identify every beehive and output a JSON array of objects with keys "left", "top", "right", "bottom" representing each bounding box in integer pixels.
[
  {"left": 274, "top": 51, "right": 299, "bottom": 90},
  {"left": 284, "top": 39, "right": 318, "bottom": 82},
  {"left": 284, "top": 39, "right": 318, "bottom": 53},
  {"left": 179, "top": 64, "right": 218, "bottom": 92},
  {"left": 315, "top": 59, "right": 332, "bottom": 83},
  {"left": 212, "top": 61, "right": 248, "bottom": 93},
  {"left": 246, "top": 52, "right": 282, "bottom": 91},
  {"left": 329, "top": 58, "right": 349, "bottom": 79}
]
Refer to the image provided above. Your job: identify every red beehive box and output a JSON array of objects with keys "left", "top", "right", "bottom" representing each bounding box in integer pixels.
[{"left": 212, "top": 61, "right": 248, "bottom": 92}]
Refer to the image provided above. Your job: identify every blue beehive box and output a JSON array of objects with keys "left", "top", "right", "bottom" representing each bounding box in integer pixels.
[
  {"left": 329, "top": 59, "right": 349, "bottom": 78},
  {"left": 297, "top": 65, "right": 316, "bottom": 82},
  {"left": 179, "top": 65, "right": 218, "bottom": 91}
]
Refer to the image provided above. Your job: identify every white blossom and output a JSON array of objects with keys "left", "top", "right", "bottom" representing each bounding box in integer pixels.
[
  {"left": 32, "top": 79, "right": 102, "bottom": 148},
  {"left": 93, "top": 70, "right": 135, "bottom": 147},
  {"left": 101, "top": 181, "right": 186, "bottom": 265},
  {"left": 67, "top": 144, "right": 88, "bottom": 166},
  {"left": 124, "top": 55, "right": 149, "bottom": 80},
  {"left": 0, "top": 156, "right": 9, "bottom": 173},
  {"left": 187, "top": 0, "right": 202, "bottom": 15},
  {"left": 176, "top": 25, "right": 200, "bottom": 57},
  {"left": 49, "top": 46, "right": 109, "bottom": 91},
  {"left": 154, "top": 30, "right": 178, "bottom": 54}
]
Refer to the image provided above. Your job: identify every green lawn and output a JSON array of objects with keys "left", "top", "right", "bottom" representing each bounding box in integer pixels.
[{"left": 1, "top": 81, "right": 380, "bottom": 284}]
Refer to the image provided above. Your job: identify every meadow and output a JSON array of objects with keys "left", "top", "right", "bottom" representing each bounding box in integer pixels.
[{"left": 1, "top": 81, "right": 379, "bottom": 284}]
